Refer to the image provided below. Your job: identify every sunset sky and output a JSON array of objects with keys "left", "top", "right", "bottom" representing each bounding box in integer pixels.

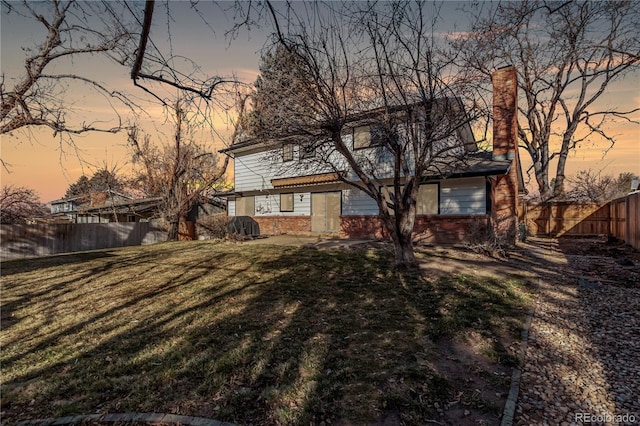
[{"left": 1, "top": 1, "right": 638, "bottom": 203}]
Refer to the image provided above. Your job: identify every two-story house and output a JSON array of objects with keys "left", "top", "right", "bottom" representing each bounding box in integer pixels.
[
  {"left": 49, "top": 196, "right": 84, "bottom": 222},
  {"left": 221, "top": 66, "right": 523, "bottom": 243}
]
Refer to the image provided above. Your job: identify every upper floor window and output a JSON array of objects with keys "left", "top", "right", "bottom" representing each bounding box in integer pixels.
[
  {"left": 353, "top": 124, "right": 393, "bottom": 149},
  {"left": 300, "top": 143, "right": 316, "bottom": 159},
  {"left": 282, "top": 144, "right": 293, "bottom": 162}
]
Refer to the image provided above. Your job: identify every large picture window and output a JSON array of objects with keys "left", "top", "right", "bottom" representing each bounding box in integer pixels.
[
  {"left": 280, "top": 193, "right": 294, "bottom": 212},
  {"left": 379, "top": 184, "right": 438, "bottom": 215}
]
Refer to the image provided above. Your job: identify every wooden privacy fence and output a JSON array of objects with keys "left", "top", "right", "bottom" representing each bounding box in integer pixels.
[
  {"left": 0, "top": 222, "right": 190, "bottom": 260},
  {"left": 610, "top": 192, "right": 640, "bottom": 250},
  {"left": 521, "top": 191, "right": 640, "bottom": 250}
]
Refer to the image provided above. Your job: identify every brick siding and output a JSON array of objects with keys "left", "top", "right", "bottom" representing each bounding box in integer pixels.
[
  {"left": 252, "top": 216, "right": 312, "bottom": 235},
  {"left": 340, "top": 215, "right": 489, "bottom": 244}
]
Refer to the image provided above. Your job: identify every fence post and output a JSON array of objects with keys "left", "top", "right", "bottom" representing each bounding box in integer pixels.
[
  {"left": 626, "top": 195, "right": 630, "bottom": 243},
  {"left": 607, "top": 201, "right": 611, "bottom": 237}
]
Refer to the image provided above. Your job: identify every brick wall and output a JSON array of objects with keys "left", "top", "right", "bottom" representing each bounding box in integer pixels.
[
  {"left": 340, "top": 215, "right": 489, "bottom": 244},
  {"left": 491, "top": 66, "right": 519, "bottom": 244},
  {"left": 414, "top": 215, "right": 489, "bottom": 244},
  {"left": 253, "top": 216, "right": 312, "bottom": 235}
]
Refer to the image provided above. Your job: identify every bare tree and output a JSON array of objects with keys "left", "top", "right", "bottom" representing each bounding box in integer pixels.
[
  {"left": 128, "top": 98, "right": 232, "bottom": 240},
  {"left": 566, "top": 170, "right": 638, "bottom": 203},
  {"left": 453, "top": 0, "right": 640, "bottom": 200},
  {"left": 254, "top": 1, "right": 483, "bottom": 267},
  {"left": 128, "top": 0, "right": 236, "bottom": 105},
  {"left": 0, "top": 1, "right": 140, "bottom": 138},
  {"left": 0, "top": 185, "right": 48, "bottom": 224}
]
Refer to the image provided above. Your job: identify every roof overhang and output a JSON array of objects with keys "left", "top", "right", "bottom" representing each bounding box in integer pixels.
[
  {"left": 421, "top": 157, "right": 512, "bottom": 181},
  {"left": 271, "top": 172, "right": 341, "bottom": 188}
]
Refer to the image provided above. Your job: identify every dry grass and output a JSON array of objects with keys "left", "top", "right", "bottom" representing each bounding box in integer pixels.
[{"left": 1, "top": 241, "right": 532, "bottom": 425}]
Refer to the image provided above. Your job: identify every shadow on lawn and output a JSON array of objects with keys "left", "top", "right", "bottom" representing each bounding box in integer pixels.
[{"left": 1, "top": 242, "right": 531, "bottom": 425}]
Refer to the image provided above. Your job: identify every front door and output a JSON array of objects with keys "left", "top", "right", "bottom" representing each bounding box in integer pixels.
[{"left": 311, "top": 192, "right": 341, "bottom": 233}]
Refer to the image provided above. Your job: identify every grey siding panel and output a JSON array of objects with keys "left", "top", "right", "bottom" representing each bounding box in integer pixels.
[
  {"left": 235, "top": 152, "right": 276, "bottom": 192},
  {"left": 294, "top": 192, "right": 312, "bottom": 215},
  {"left": 342, "top": 187, "right": 379, "bottom": 216},
  {"left": 235, "top": 149, "right": 338, "bottom": 192},
  {"left": 440, "top": 177, "right": 486, "bottom": 215},
  {"left": 228, "top": 200, "right": 236, "bottom": 216}
]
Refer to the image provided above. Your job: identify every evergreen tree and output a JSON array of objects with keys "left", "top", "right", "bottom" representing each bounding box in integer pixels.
[
  {"left": 64, "top": 169, "right": 123, "bottom": 199},
  {"left": 249, "top": 45, "right": 318, "bottom": 141}
]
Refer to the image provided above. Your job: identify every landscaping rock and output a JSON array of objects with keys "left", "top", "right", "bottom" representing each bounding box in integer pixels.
[{"left": 514, "top": 237, "right": 640, "bottom": 425}]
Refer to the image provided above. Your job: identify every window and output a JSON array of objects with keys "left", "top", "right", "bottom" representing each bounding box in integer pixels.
[
  {"left": 379, "top": 184, "right": 438, "bottom": 215},
  {"left": 282, "top": 144, "right": 293, "bottom": 162},
  {"left": 353, "top": 124, "right": 391, "bottom": 149},
  {"left": 370, "top": 124, "right": 389, "bottom": 146},
  {"left": 300, "top": 143, "right": 315, "bottom": 159},
  {"left": 280, "top": 193, "right": 294, "bottom": 212},
  {"left": 236, "top": 196, "right": 255, "bottom": 216},
  {"left": 417, "top": 184, "right": 438, "bottom": 215},
  {"left": 353, "top": 126, "right": 371, "bottom": 149}
]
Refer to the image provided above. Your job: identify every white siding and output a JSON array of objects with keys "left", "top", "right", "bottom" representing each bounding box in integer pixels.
[
  {"left": 343, "top": 133, "right": 396, "bottom": 182},
  {"left": 235, "top": 148, "right": 340, "bottom": 192},
  {"left": 234, "top": 151, "right": 278, "bottom": 192},
  {"left": 342, "top": 187, "right": 379, "bottom": 216},
  {"left": 233, "top": 118, "right": 470, "bottom": 194},
  {"left": 293, "top": 192, "right": 312, "bottom": 215},
  {"left": 234, "top": 137, "right": 398, "bottom": 192},
  {"left": 250, "top": 192, "right": 311, "bottom": 216},
  {"left": 439, "top": 177, "right": 486, "bottom": 215},
  {"left": 228, "top": 200, "right": 236, "bottom": 216}
]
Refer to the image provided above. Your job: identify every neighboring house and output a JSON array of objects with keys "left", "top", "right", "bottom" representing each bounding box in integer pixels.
[
  {"left": 50, "top": 191, "right": 158, "bottom": 223},
  {"left": 50, "top": 191, "right": 227, "bottom": 224},
  {"left": 220, "top": 66, "right": 524, "bottom": 243},
  {"left": 186, "top": 195, "right": 227, "bottom": 222},
  {"left": 49, "top": 196, "right": 84, "bottom": 222},
  {"left": 76, "top": 196, "right": 162, "bottom": 223}
]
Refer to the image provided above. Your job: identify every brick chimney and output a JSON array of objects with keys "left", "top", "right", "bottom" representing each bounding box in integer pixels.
[
  {"left": 490, "top": 66, "right": 519, "bottom": 243},
  {"left": 492, "top": 66, "right": 517, "bottom": 161}
]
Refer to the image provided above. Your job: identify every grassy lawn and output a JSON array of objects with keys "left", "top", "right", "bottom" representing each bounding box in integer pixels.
[{"left": 1, "top": 241, "right": 532, "bottom": 425}]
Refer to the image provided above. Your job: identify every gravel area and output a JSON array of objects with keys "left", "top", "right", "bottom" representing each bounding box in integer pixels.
[{"left": 514, "top": 238, "right": 640, "bottom": 426}]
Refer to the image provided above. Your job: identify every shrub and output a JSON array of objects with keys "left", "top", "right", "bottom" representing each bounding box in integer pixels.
[{"left": 196, "top": 213, "right": 229, "bottom": 239}]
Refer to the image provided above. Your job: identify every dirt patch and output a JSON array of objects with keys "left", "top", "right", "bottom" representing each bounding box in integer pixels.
[{"left": 558, "top": 236, "right": 640, "bottom": 288}]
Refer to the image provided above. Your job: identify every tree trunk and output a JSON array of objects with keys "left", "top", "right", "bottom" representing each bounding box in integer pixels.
[
  {"left": 390, "top": 232, "right": 417, "bottom": 269},
  {"left": 553, "top": 132, "right": 574, "bottom": 199},
  {"left": 383, "top": 208, "right": 418, "bottom": 269},
  {"left": 167, "top": 218, "right": 180, "bottom": 241}
]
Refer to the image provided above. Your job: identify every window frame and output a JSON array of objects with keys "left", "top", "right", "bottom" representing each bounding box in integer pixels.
[
  {"left": 353, "top": 124, "right": 391, "bottom": 150},
  {"left": 299, "top": 143, "right": 316, "bottom": 159},
  {"left": 353, "top": 125, "right": 371, "bottom": 150},
  {"left": 416, "top": 183, "right": 439, "bottom": 215},
  {"left": 279, "top": 193, "right": 294, "bottom": 212},
  {"left": 235, "top": 196, "right": 255, "bottom": 216},
  {"left": 282, "top": 144, "right": 293, "bottom": 162}
]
